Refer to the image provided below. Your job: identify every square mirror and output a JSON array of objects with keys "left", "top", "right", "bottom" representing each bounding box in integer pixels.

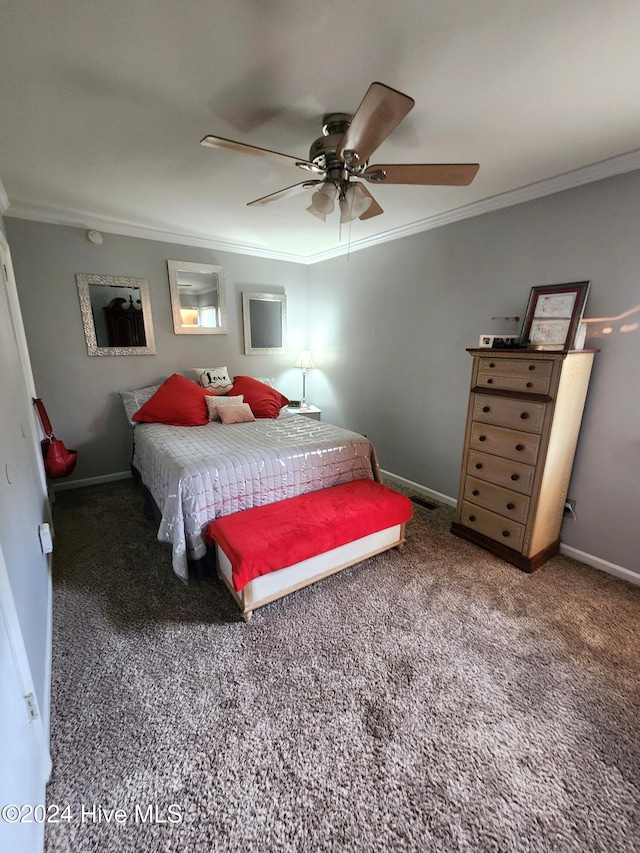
[
  {"left": 242, "top": 292, "right": 287, "bottom": 355},
  {"left": 167, "top": 260, "right": 228, "bottom": 335},
  {"left": 76, "top": 273, "right": 156, "bottom": 356}
]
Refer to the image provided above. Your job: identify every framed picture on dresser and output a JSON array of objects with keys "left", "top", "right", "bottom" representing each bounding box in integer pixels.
[{"left": 519, "top": 281, "right": 590, "bottom": 349}]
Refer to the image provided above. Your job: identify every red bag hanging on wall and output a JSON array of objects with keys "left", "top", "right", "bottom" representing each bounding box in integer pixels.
[{"left": 33, "top": 398, "right": 78, "bottom": 479}]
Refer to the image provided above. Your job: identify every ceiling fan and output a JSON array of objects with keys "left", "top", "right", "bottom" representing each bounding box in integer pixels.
[{"left": 200, "top": 81, "right": 479, "bottom": 224}]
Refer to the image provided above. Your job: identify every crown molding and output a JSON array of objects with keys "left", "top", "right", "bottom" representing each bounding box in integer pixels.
[
  {"left": 4, "top": 148, "right": 640, "bottom": 265},
  {"left": 305, "top": 148, "right": 640, "bottom": 263},
  {"left": 2, "top": 204, "right": 309, "bottom": 264}
]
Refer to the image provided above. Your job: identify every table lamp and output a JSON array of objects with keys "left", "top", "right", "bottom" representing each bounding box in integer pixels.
[{"left": 294, "top": 350, "right": 314, "bottom": 409}]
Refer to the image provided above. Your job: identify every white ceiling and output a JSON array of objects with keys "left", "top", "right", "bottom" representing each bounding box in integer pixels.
[{"left": 1, "top": 0, "right": 640, "bottom": 263}]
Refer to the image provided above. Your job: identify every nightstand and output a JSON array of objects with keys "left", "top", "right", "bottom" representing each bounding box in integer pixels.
[{"left": 286, "top": 405, "right": 321, "bottom": 421}]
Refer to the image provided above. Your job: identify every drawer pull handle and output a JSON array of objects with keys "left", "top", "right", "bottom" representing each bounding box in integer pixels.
[
  {"left": 486, "top": 378, "right": 494, "bottom": 384},
  {"left": 469, "top": 515, "right": 476, "bottom": 522},
  {"left": 475, "top": 463, "right": 483, "bottom": 470},
  {"left": 482, "top": 406, "right": 490, "bottom": 413},
  {"left": 489, "top": 362, "right": 495, "bottom": 368},
  {"left": 526, "top": 382, "right": 533, "bottom": 388},
  {"left": 511, "top": 474, "right": 519, "bottom": 481},
  {"left": 528, "top": 365, "right": 535, "bottom": 371},
  {"left": 472, "top": 489, "right": 480, "bottom": 496},
  {"left": 502, "top": 530, "right": 510, "bottom": 538},
  {"left": 515, "top": 444, "right": 524, "bottom": 451},
  {"left": 479, "top": 435, "right": 486, "bottom": 442},
  {"left": 520, "top": 412, "right": 529, "bottom": 419},
  {"left": 506, "top": 502, "right": 515, "bottom": 510}
]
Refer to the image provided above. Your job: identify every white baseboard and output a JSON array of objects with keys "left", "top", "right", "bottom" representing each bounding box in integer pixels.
[
  {"left": 52, "top": 471, "right": 132, "bottom": 492},
  {"left": 382, "top": 469, "right": 639, "bottom": 586},
  {"left": 381, "top": 469, "right": 457, "bottom": 508},
  {"left": 560, "top": 544, "right": 639, "bottom": 586}
]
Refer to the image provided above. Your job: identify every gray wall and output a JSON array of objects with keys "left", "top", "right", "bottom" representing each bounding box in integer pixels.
[
  {"left": 6, "top": 220, "right": 309, "bottom": 479},
  {"left": 6, "top": 170, "right": 640, "bottom": 576},
  {"left": 307, "top": 170, "right": 640, "bottom": 575}
]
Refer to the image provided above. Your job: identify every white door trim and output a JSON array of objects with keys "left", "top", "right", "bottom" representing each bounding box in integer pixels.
[{"left": 0, "top": 541, "right": 52, "bottom": 781}]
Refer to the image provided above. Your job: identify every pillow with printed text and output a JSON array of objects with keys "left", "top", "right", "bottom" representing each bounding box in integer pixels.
[{"left": 193, "top": 366, "right": 233, "bottom": 395}]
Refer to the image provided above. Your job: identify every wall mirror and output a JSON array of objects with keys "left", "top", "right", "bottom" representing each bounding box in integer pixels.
[
  {"left": 167, "top": 260, "right": 228, "bottom": 335},
  {"left": 76, "top": 273, "right": 156, "bottom": 356},
  {"left": 242, "top": 292, "right": 287, "bottom": 355}
]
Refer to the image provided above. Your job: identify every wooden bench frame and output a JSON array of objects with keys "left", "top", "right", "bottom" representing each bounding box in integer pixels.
[{"left": 215, "top": 522, "right": 407, "bottom": 622}]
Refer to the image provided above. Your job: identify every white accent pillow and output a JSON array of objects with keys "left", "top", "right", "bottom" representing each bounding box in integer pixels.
[
  {"left": 119, "top": 384, "right": 162, "bottom": 425},
  {"left": 206, "top": 394, "right": 244, "bottom": 421},
  {"left": 193, "top": 366, "right": 233, "bottom": 395}
]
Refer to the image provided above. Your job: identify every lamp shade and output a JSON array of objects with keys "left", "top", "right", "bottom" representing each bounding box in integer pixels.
[
  {"left": 339, "top": 183, "right": 372, "bottom": 223},
  {"left": 306, "top": 204, "right": 326, "bottom": 221},
  {"left": 310, "top": 182, "right": 337, "bottom": 215},
  {"left": 295, "top": 350, "right": 315, "bottom": 370}
]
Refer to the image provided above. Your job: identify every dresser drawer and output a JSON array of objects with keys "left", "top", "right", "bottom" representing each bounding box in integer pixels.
[
  {"left": 459, "top": 501, "right": 525, "bottom": 551},
  {"left": 472, "top": 394, "right": 547, "bottom": 434},
  {"left": 463, "top": 476, "right": 530, "bottom": 524},
  {"left": 469, "top": 422, "right": 540, "bottom": 465},
  {"left": 467, "top": 449, "right": 535, "bottom": 495},
  {"left": 477, "top": 358, "right": 553, "bottom": 394}
]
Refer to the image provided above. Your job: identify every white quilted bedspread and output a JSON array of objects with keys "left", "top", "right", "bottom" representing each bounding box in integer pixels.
[{"left": 132, "top": 415, "right": 381, "bottom": 581}]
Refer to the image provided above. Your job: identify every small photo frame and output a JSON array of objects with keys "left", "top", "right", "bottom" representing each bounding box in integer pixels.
[
  {"left": 520, "top": 281, "right": 590, "bottom": 350},
  {"left": 478, "top": 334, "right": 519, "bottom": 349}
]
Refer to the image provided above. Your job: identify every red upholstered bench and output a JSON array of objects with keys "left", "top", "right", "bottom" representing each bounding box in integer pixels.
[{"left": 205, "top": 480, "right": 413, "bottom": 621}]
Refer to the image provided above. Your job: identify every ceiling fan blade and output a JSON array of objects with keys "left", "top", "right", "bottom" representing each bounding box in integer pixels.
[
  {"left": 363, "top": 163, "right": 480, "bottom": 186},
  {"left": 336, "top": 82, "right": 414, "bottom": 166},
  {"left": 356, "top": 183, "right": 384, "bottom": 220},
  {"left": 247, "top": 181, "right": 321, "bottom": 207},
  {"left": 200, "top": 135, "right": 325, "bottom": 175}
]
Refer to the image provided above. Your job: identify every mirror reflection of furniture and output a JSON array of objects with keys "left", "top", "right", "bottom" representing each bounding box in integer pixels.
[
  {"left": 104, "top": 295, "right": 146, "bottom": 347},
  {"left": 167, "top": 260, "right": 228, "bottom": 335},
  {"left": 294, "top": 350, "right": 314, "bottom": 409},
  {"left": 242, "top": 292, "right": 287, "bottom": 355},
  {"left": 76, "top": 274, "right": 156, "bottom": 356}
]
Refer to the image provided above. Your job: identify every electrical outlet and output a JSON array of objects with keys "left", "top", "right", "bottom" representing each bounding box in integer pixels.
[{"left": 563, "top": 499, "right": 576, "bottom": 520}]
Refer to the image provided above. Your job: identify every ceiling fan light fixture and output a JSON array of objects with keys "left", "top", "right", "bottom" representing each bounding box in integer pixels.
[
  {"left": 339, "top": 183, "right": 372, "bottom": 223},
  {"left": 306, "top": 204, "right": 326, "bottom": 222},
  {"left": 310, "top": 182, "right": 337, "bottom": 215}
]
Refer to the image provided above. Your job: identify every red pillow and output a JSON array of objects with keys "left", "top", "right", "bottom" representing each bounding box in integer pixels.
[
  {"left": 229, "top": 376, "right": 289, "bottom": 419},
  {"left": 132, "top": 373, "right": 214, "bottom": 426}
]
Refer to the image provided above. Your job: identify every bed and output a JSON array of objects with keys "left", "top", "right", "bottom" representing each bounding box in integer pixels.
[{"left": 131, "top": 413, "right": 381, "bottom": 582}]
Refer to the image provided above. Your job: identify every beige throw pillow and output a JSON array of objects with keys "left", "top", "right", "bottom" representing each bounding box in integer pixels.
[{"left": 206, "top": 394, "right": 244, "bottom": 421}]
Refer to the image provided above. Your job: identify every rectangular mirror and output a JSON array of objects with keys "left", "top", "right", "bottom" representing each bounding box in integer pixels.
[
  {"left": 167, "top": 260, "right": 228, "bottom": 335},
  {"left": 76, "top": 273, "right": 156, "bottom": 356},
  {"left": 242, "top": 292, "right": 287, "bottom": 355}
]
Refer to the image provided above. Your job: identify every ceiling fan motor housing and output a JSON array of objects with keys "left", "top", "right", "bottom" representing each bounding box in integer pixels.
[
  {"left": 309, "top": 134, "right": 347, "bottom": 173},
  {"left": 309, "top": 112, "right": 367, "bottom": 177}
]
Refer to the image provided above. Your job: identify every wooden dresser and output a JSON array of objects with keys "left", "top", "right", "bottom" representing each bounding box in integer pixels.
[{"left": 451, "top": 348, "right": 597, "bottom": 571}]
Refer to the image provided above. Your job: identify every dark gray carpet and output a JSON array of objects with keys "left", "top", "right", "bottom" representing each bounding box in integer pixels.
[{"left": 45, "top": 478, "right": 639, "bottom": 853}]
